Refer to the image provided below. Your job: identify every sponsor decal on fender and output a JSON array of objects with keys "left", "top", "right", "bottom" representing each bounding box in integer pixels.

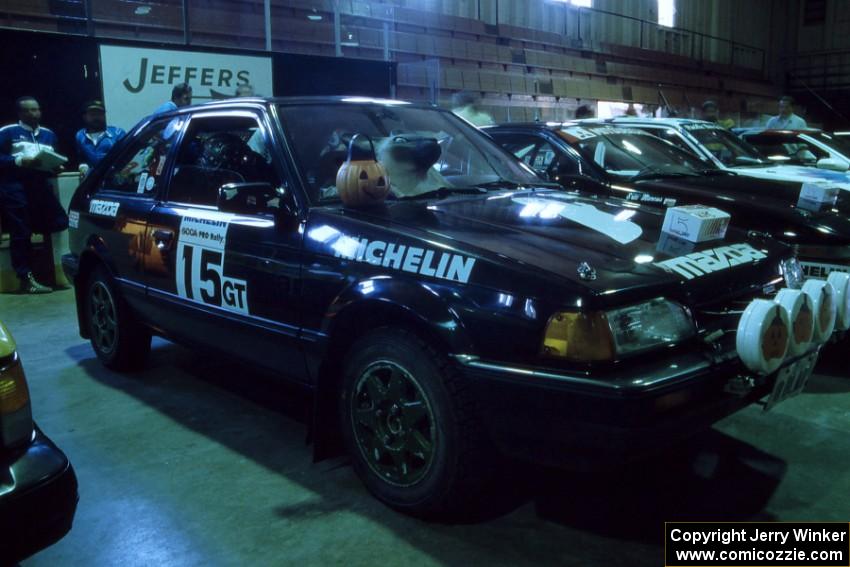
[
  {"left": 89, "top": 199, "right": 120, "bottom": 217},
  {"left": 801, "top": 261, "right": 849, "bottom": 279},
  {"left": 68, "top": 210, "right": 80, "bottom": 228},
  {"left": 626, "top": 192, "right": 677, "bottom": 207},
  {"left": 655, "top": 243, "right": 768, "bottom": 280},
  {"left": 332, "top": 236, "right": 476, "bottom": 284}
]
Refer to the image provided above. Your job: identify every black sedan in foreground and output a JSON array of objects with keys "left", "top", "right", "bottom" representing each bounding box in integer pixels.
[
  {"left": 62, "top": 97, "right": 843, "bottom": 517},
  {"left": 487, "top": 121, "right": 850, "bottom": 281},
  {"left": 0, "top": 321, "right": 78, "bottom": 564}
]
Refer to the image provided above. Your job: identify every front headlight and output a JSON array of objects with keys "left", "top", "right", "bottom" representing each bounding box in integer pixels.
[
  {"left": 781, "top": 257, "right": 804, "bottom": 289},
  {"left": 542, "top": 298, "right": 696, "bottom": 361},
  {"left": 606, "top": 299, "right": 696, "bottom": 356}
]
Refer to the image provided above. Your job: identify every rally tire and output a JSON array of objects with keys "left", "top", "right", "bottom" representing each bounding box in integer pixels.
[
  {"left": 85, "top": 266, "right": 151, "bottom": 371},
  {"left": 339, "top": 327, "right": 493, "bottom": 518}
]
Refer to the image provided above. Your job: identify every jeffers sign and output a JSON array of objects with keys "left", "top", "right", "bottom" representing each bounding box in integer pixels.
[
  {"left": 100, "top": 45, "right": 273, "bottom": 130},
  {"left": 122, "top": 58, "right": 252, "bottom": 93}
]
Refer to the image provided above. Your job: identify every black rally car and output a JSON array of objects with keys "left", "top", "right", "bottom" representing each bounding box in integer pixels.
[
  {"left": 62, "top": 97, "right": 835, "bottom": 517},
  {"left": 487, "top": 121, "right": 850, "bottom": 280}
]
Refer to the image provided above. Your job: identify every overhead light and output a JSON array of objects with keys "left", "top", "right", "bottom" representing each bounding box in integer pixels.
[
  {"left": 134, "top": 5, "right": 151, "bottom": 15},
  {"left": 307, "top": 9, "right": 322, "bottom": 21}
]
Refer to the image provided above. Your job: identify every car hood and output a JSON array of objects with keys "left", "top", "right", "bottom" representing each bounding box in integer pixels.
[
  {"left": 633, "top": 174, "right": 850, "bottom": 245},
  {"left": 729, "top": 164, "right": 850, "bottom": 188},
  {"left": 309, "top": 189, "right": 788, "bottom": 308}
]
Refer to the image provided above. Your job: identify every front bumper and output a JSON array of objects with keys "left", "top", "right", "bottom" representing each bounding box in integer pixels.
[
  {"left": 0, "top": 425, "right": 79, "bottom": 564},
  {"left": 454, "top": 348, "right": 789, "bottom": 469}
]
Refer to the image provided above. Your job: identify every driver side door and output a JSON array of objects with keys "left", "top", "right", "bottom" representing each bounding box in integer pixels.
[{"left": 143, "top": 110, "right": 308, "bottom": 380}]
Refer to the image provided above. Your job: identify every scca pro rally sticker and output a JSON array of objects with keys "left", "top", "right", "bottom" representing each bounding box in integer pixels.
[
  {"left": 175, "top": 214, "right": 249, "bottom": 314},
  {"left": 89, "top": 199, "right": 119, "bottom": 217},
  {"left": 655, "top": 243, "right": 768, "bottom": 280}
]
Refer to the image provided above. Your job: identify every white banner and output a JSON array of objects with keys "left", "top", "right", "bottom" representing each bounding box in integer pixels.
[{"left": 99, "top": 45, "right": 273, "bottom": 131}]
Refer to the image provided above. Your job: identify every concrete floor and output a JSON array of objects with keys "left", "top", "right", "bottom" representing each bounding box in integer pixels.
[{"left": 3, "top": 290, "right": 849, "bottom": 567}]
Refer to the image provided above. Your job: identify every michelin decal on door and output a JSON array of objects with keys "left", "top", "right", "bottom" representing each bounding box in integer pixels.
[{"left": 176, "top": 214, "right": 249, "bottom": 314}]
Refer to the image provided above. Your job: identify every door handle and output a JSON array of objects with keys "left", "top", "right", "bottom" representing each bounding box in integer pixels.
[{"left": 153, "top": 229, "right": 174, "bottom": 251}]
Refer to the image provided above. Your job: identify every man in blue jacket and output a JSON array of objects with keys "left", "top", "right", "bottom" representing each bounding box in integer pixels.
[
  {"left": 153, "top": 83, "right": 192, "bottom": 116},
  {"left": 75, "top": 100, "right": 125, "bottom": 176},
  {"left": 0, "top": 97, "right": 68, "bottom": 293}
]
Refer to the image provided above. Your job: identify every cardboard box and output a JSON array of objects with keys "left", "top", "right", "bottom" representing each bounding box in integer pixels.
[
  {"left": 799, "top": 182, "right": 839, "bottom": 204},
  {"left": 662, "top": 205, "right": 730, "bottom": 243}
]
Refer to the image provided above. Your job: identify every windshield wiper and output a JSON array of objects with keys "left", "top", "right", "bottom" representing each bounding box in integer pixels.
[
  {"left": 399, "top": 186, "right": 488, "bottom": 200},
  {"left": 630, "top": 165, "right": 700, "bottom": 182},
  {"left": 697, "top": 168, "right": 734, "bottom": 176}
]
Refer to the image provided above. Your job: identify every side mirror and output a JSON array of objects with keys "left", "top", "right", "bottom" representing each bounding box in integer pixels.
[
  {"left": 817, "top": 157, "right": 849, "bottom": 172},
  {"left": 548, "top": 161, "right": 580, "bottom": 182},
  {"left": 217, "top": 182, "right": 281, "bottom": 215}
]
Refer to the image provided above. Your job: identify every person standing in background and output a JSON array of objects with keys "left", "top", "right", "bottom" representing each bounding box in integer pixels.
[
  {"left": 451, "top": 91, "right": 495, "bottom": 127},
  {"left": 0, "top": 97, "right": 68, "bottom": 293},
  {"left": 700, "top": 100, "right": 736, "bottom": 129},
  {"left": 235, "top": 84, "right": 255, "bottom": 97},
  {"left": 766, "top": 96, "right": 808, "bottom": 129},
  {"left": 75, "top": 100, "right": 125, "bottom": 176},
  {"left": 153, "top": 83, "right": 192, "bottom": 116},
  {"left": 575, "top": 104, "right": 595, "bottom": 119}
]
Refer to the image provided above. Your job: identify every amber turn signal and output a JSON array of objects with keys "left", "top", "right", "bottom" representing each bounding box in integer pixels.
[
  {"left": 0, "top": 356, "right": 30, "bottom": 415},
  {"left": 541, "top": 311, "right": 616, "bottom": 362}
]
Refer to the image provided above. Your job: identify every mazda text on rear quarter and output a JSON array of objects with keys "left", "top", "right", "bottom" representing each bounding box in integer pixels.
[{"left": 61, "top": 97, "right": 845, "bottom": 518}]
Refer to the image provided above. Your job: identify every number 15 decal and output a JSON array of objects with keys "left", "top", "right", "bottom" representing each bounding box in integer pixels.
[{"left": 175, "top": 213, "right": 250, "bottom": 314}]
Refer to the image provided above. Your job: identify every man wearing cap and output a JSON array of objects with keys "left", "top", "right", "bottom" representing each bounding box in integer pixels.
[
  {"left": 0, "top": 96, "right": 68, "bottom": 293},
  {"left": 75, "top": 100, "right": 125, "bottom": 176}
]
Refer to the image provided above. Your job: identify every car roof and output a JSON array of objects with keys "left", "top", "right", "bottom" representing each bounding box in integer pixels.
[
  {"left": 150, "top": 95, "right": 443, "bottom": 118},
  {"left": 738, "top": 128, "right": 823, "bottom": 136},
  {"left": 605, "top": 116, "right": 713, "bottom": 127},
  {"left": 485, "top": 119, "right": 678, "bottom": 131}
]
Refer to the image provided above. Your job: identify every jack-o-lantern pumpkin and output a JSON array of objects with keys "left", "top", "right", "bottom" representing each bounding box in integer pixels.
[
  {"left": 794, "top": 298, "right": 814, "bottom": 345},
  {"left": 761, "top": 307, "right": 789, "bottom": 361},
  {"left": 819, "top": 287, "right": 834, "bottom": 333},
  {"left": 336, "top": 134, "right": 390, "bottom": 208}
]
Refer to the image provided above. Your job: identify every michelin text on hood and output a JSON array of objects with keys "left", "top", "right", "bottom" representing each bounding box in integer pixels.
[{"left": 332, "top": 235, "right": 476, "bottom": 284}]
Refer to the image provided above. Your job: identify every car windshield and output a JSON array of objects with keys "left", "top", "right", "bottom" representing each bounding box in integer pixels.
[
  {"left": 683, "top": 125, "right": 768, "bottom": 166},
  {"left": 277, "top": 102, "right": 539, "bottom": 204},
  {"left": 558, "top": 125, "right": 710, "bottom": 181},
  {"left": 745, "top": 133, "right": 825, "bottom": 165}
]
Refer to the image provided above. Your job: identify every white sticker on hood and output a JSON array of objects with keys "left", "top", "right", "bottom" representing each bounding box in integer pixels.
[
  {"left": 512, "top": 196, "right": 643, "bottom": 244},
  {"left": 655, "top": 243, "right": 768, "bottom": 280}
]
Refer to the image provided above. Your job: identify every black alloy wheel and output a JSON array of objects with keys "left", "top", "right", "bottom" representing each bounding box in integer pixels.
[
  {"left": 86, "top": 266, "right": 151, "bottom": 370},
  {"left": 339, "top": 328, "right": 492, "bottom": 518}
]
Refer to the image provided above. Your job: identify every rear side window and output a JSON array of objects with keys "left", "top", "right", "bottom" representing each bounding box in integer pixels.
[
  {"left": 167, "top": 115, "right": 275, "bottom": 206},
  {"left": 101, "top": 118, "right": 184, "bottom": 195}
]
